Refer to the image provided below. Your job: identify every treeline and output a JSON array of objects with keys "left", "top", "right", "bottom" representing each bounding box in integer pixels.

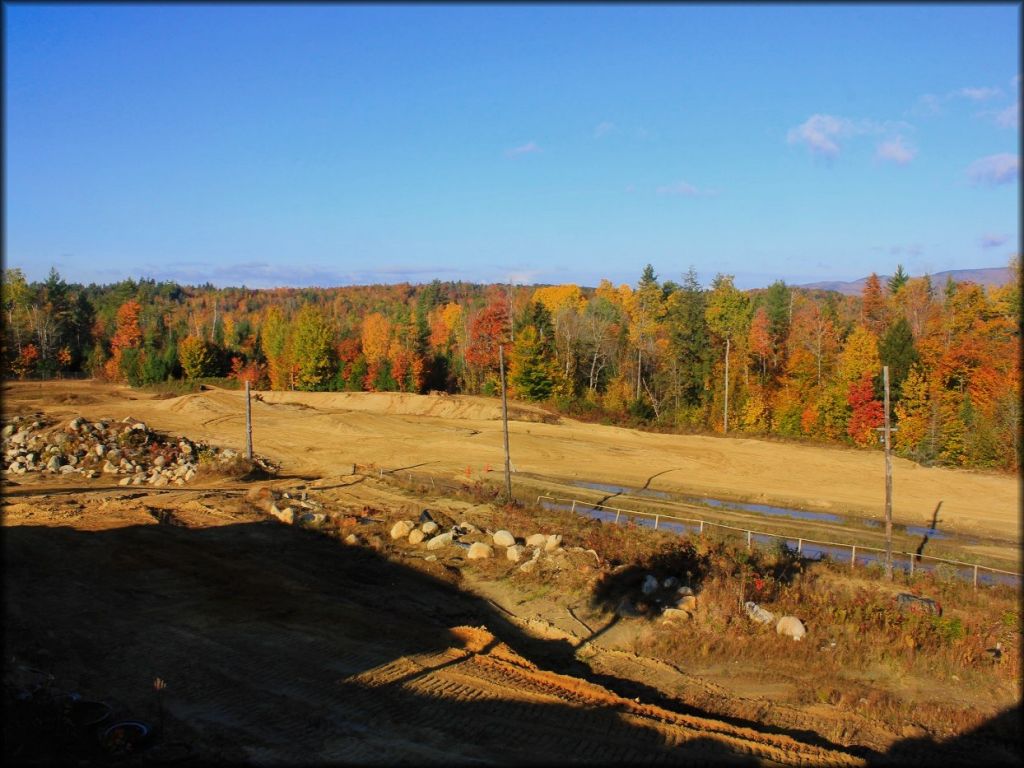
[{"left": 3, "top": 261, "right": 1019, "bottom": 471}]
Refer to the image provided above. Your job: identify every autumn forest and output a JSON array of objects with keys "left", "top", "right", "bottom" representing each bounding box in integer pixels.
[{"left": 3, "top": 262, "right": 1020, "bottom": 472}]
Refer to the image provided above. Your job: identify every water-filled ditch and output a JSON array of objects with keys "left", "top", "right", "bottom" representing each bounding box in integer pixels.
[{"left": 542, "top": 481, "right": 1019, "bottom": 588}]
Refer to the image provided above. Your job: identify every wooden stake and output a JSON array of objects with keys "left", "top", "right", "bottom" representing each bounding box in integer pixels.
[
  {"left": 883, "top": 365, "right": 893, "bottom": 580},
  {"left": 499, "top": 344, "right": 512, "bottom": 502},
  {"left": 245, "top": 380, "right": 253, "bottom": 461}
]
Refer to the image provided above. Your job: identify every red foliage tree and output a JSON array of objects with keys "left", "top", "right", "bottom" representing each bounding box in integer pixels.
[{"left": 846, "top": 371, "right": 884, "bottom": 446}]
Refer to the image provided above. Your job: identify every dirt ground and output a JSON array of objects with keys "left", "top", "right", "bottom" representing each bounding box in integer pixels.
[{"left": 3, "top": 381, "right": 1020, "bottom": 765}]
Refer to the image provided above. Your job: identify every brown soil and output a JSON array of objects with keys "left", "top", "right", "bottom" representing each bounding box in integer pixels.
[{"left": 3, "top": 381, "right": 1020, "bottom": 765}]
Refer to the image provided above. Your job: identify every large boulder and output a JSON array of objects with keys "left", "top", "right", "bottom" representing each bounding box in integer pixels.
[
  {"left": 408, "top": 529, "right": 426, "bottom": 545},
  {"left": 426, "top": 532, "right": 454, "bottom": 550},
  {"left": 506, "top": 544, "right": 525, "bottom": 562},
  {"left": 776, "top": 616, "right": 807, "bottom": 641},
  {"left": 544, "top": 534, "right": 563, "bottom": 552},
  {"left": 492, "top": 530, "right": 515, "bottom": 548},
  {"left": 421, "top": 521, "right": 439, "bottom": 535},
  {"left": 526, "top": 533, "right": 547, "bottom": 548},
  {"left": 467, "top": 542, "right": 493, "bottom": 560},
  {"left": 390, "top": 520, "right": 415, "bottom": 540},
  {"left": 661, "top": 608, "right": 692, "bottom": 623}
]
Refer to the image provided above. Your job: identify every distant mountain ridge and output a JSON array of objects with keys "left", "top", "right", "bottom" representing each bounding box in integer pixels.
[{"left": 797, "top": 267, "right": 1013, "bottom": 296}]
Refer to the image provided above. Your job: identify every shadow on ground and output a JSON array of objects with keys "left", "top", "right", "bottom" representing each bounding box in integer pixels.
[{"left": 3, "top": 515, "right": 1019, "bottom": 765}]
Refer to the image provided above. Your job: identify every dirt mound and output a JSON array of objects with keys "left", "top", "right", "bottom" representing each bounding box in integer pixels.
[{"left": 255, "top": 390, "right": 559, "bottom": 423}]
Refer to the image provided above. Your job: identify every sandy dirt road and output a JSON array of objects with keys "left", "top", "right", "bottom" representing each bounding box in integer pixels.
[{"left": 6, "top": 381, "right": 1018, "bottom": 544}]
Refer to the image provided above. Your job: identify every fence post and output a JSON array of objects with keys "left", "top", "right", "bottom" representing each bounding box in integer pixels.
[
  {"left": 571, "top": 500, "right": 577, "bottom": 515},
  {"left": 654, "top": 515, "right": 659, "bottom": 530},
  {"left": 746, "top": 530, "right": 752, "bottom": 551},
  {"left": 699, "top": 520, "right": 704, "bottom": 535},
  {"left": 851, "top": 545, "right": 857, "bottom": 569},
  {"left": 614, "top": 510, "right": 621, "bottom": 524},
  {"left": 909, "top": 555, "right": 914, "bottom": 578},
  {"left": 973, "top": 565, "right": 978, "bottom": 589},
  {"left": 797, "top": 538, "right": 803, "bottom": 554}
]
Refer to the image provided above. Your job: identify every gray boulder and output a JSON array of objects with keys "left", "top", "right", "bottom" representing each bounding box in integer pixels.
[{"left": 744, "top": 601, "right": 776, "bottom": 625}]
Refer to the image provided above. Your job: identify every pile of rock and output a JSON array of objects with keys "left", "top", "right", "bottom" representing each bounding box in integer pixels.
[
  {"left": 386, "top": 513, "right": 595, "bottom": 573},
  {"left": 615, "top": 574, "right": 699, "bottom": 622},
  {"left": 246, "top": 485, "right": 328, "bottom": 528},
  {"left": 2, "top": 414, "right": 271, "bottom": 487}
]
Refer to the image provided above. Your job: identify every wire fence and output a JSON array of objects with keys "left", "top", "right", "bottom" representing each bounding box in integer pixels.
[
  {"left": 360, "top": 465, "right": 1020, "bottom": 589},
  {"left": 534, "top": 494, "right": 1021, "bottom": 589}
]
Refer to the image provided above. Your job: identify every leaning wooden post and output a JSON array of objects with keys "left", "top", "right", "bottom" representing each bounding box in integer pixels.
[
  {"left": 245, "top": 380, "right": 253, "bottom": 461},
  {"left": 883, "top": 365, "right": 893, "bottom": 581},
  {"left": 499, "top": 344, "right": 512, "bottom": 503}
]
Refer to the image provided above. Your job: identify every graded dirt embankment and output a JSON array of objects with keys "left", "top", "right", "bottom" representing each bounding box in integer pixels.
[{"left": 6, "top": 381, "right": 1017, "bottom": 544}]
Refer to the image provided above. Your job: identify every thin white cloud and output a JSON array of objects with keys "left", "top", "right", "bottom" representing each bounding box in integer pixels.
[
  {"left": 994, "top": 102, "right": 1020, "bottom": 130},
  {"left": 912, "top": 85, "right": 1002, "bottom": 117},
  {"left": 787, "top": 114, "right": 850, "bottom": 157},
  {"left": 966, "top": 153, "right": 1019, "bottom": 186},
  {"left": 889, "top": 244, "right": 924, "bottom": 257},
  {"left": 958, "top": 86, "right": 1001, "bottom": 101},
  {"left": 876, "top": 136, "right": 917, "bottom": 165},
  {"left": 505, "top": 141, "right": 541, "bottom": 157},
  {"left": 979, "top": 233, "right": 1009, "bottom": 249},
  {"left": 594, "top": 121, "right": 616, "bottom": 138},
  {"left": 656, "top": 180, "right": 718, "bottom": 197},
  {"left": 787, "top": 114, "right": 912, "bottom": 158}
]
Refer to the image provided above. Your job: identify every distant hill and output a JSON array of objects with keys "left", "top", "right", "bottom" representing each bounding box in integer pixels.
[{"left": 798, "top": 267, "right": 1014, "bottom": 296}]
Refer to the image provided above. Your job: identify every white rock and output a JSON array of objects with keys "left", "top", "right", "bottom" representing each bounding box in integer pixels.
[
  {"left": 467, "top": 542, "right": 493, "bottom": 560},
  {"left": 46, "top": 455, "right": 62, "bottom": 472},
  {"left": 458, "top": 521, "right": 479, "bottom": 534},
  {"left": 677, "top": 595, "right": 697, "bottom": 612},
  {"left": 661, "top": 608, "right": 692, "bottom": 623},
  {"left": 269, "top": 504, "right": 295, "bottom": 525},
  {"left": 426, "top": 532, "right": 454, "bottom": 550},
  {"left": 408, "top": 529, "right": 426, "bottom": 545},
  {"left": 344, "top": 534, "right": 359, "bottom": 545},
  {"left": 131, "top": 422, "right": 147, "bottom": 432},
  {"left": 519, "top": 559, "right": 537, "bottom": 573},
  {"left": 152, "top": 476, "right": 169, "bottom": 487},
  {"left": 421, "top": 521, "right": 439, "bottom": 535},
  {"left": 153, "top": 455, "right": 166, "bottom": 468},
  {"left": 506, "top": 544, "right": 525, "bottom": 562},
  {"left": 492, "top": 530, "right": 515, "bottom": 547},
  {"left": 544, "top": 534, "right": 563, "bottom": 552},
  {"left": 390, "top": 520, "right": 415, "bottom": 540},
  {"left": 119, "top": 477, "right": 132, "bottom": 486},
  {"left": 776, "top": 616, "right": 807, "bottom": 641},
  {"left": 526, "top": 533, "right": 547, "bottom": 547},
  {"left": 744, "top": 601, "right": 775, "bottom": 625}
]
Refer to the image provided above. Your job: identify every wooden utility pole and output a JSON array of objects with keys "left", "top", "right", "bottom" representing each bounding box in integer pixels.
[
  {"left": 245, "top": 380, "right": 253, "bottom": 461},
  {"left": 723, "top": 337, "right": 730, "bottom": 434},
  {"left": 499, "top": 344, "right": 512, "bottom": 502},
  {"left": 883, "top": 365, "right": 893, "bottom": 580}
]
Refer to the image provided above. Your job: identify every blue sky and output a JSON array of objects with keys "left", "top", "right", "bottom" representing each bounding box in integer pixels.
[{"left": 4, "top": 3, "right": 1020, "bottom": 290}]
